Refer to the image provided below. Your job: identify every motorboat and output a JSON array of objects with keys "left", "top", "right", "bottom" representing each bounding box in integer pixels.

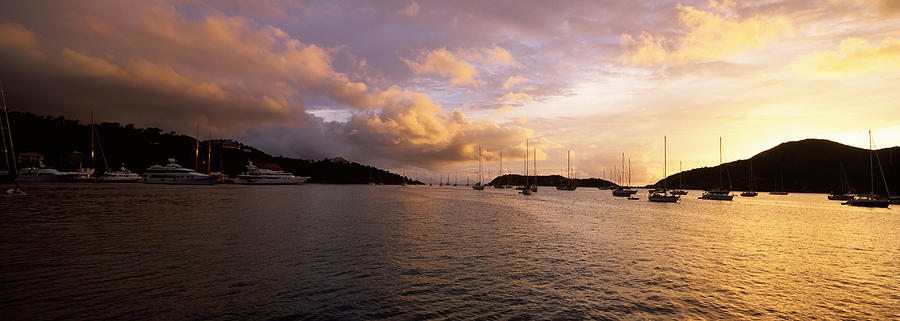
[
  {"left": 142, "top": 158, "right": 217, "bottom": 185},
  {"left": 232, "top": 160, "right": 308, "bottom": 185},
  {"left": 96, "top": 164, "right": 142, "bottom": 183},
  {"left": 16, "top": 162, "right": 77, "bottom": 182},
  {"left": 843, "top": 195, "right": 890, "bottom": 208}
]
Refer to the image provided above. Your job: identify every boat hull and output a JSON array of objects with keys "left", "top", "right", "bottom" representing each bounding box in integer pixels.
[
  {"left": 669, "top": 190, "right": 688, "bottom": 195},
  {"left": 648, "top": 195, "right": 679, "bottom": 202},
  {"left": 827, "top": 194, "right": 852, "bottom": 201},
  {"left": 15, "top": 174, "right": 76, "bottom": 182},
  {"left": 232, "top": 176, "right": 309, "bottom": 185},
  {"left": 699, "top": 193, "right": 734, "bottom": 201},
  {"left": 740, "top": 191, "right": 758, "bottom": 197},
  {"left": 842, "top": 199, "right": 890, "bottom": 208},
  {"left": 770, "top": 192, "right": 789, "bottom": 195},
  {"left": 142, "top": 177, "right": 218, "bottom": 185}
]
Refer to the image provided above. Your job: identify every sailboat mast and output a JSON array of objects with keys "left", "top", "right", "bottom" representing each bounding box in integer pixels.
[
  {"left": 663, "top": 136, "right": 667, "bottom": 189},
  {"left": 0, "top": 80, "right": 14, "bottom": 174},
  {"left": 533, "top": 148, "right": 537, "bottom": 186},
  {"left": 90, "top": 111, "right": 94, "bottom": 169},
  {"left": 869, "top": 130, "right": 874, "bottom": 195},
  {"left": 195, "top": 124, "right": 200, "bottom": 171},
  {"left": 207, "top": 131, "right": 212, "bottom": 175}
]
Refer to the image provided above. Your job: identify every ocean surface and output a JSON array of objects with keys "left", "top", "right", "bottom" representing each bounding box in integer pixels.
[{"left": 1, "top": 183, "right": 897, "bottom": 320}]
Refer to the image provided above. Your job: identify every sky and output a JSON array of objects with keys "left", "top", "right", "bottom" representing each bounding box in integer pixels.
[{"left": 1, "top": 0, "right": 899, "bottom": 184}]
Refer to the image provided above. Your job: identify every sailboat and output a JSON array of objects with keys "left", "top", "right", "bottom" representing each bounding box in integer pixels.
[
  {"left": 649, "top": 136, "right": 679, "bottom": 202},
  {"left": 740, "top": 160, "right": 758, "bottom": 197},
  {"left": 0, "top": 80, "right": 18, "bottom": 183},
  {"left": 556, "top": 150, "right": 577, "bottom": 190},
  {"left": 612, "top": 153, "right": 637, "bottom": 197},
  {"left": 670, "top": 161, "right": 688, "bottom": 195},
  {"left": 843, "top": 131, "right": 890, "bottom": 208},
  {"left": 827, "top": 162, "right": 853, "bottom": 200},
  {"left": 473, "top": 145, "right": 485, "bottom": 190},
  {"left": 520, "top": 140, "right": 532, "bottom": 195},
  {"left": 769, "top": 172, "right": 789, "bottom": 195},
  {"left": 699, "top": 137, "right": 734, "bottom": 201},
  {"left": 89, "top": 113, "right": 141, "bottom": 183},
  {"left": 494, "top": 149, "right": 505, "bottom": 188},
  {"left": 531, "top": 148, "right": 538, "bottom": 192}
]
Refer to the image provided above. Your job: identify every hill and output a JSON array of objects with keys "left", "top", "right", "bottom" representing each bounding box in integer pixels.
[
  {"left": 653, "top": 139, "right": 900, "bottom": 194},
  {"left": 3, "top": 112, "right": 418, "bottom": 184},
  {"left": 488, "top": 174, "right": 614, "bottom": 188}
]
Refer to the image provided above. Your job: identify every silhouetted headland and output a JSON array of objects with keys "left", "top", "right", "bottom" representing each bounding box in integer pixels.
[
  {"left": 653, "top": 139, "right": 900, "bottom": 194},
  {"left": 5, "top": 112, "right": 419, "bottom": 184}
]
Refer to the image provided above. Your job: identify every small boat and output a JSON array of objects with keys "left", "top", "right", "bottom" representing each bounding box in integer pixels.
[
  {"left": 96, "top": 164, "right": 142, "bottom": 183},
  {"left": 844, "top": 131, "right": 890, "bottom": 208},
  {"left": 770, "top": 173, "right": 789, "bottom": 195},
  {"left": 4, "top": 184, "right": 26, "bottom": 195},
  {"left": 232, "top": 160, "right": 309, "bottom": 185},
  {"left": 612, "top": 153, "right": 636, "bottom": 196},
  {"left": 612, "top": 187, "right": 637, "bottom": 197},
  {"left": 648, "top": 137, "right": 680, "bottom": 203},
  {"left": 519, "top": 140, "right": 533, "bottom": 195},
  {"left": 16, "top": 163, "right": 77, "bottom": 182},
  {"left": 699, "top": 137, "right": 733, "bottom": 201},
  {"left": 669, "top": 160, "right": 688, "bottom": 195},
  {"left": 473, "top": 145, "right": 485, "bottom": 190},
  {"left": 827, "top": 162, "right": 853, "bottom": 200},
  {"left": 741, "top": 160, "right": 757, "bottom": 197},
  {"left": 556, "top": 150, "right": 577, "bottom": 190},
  {"left": 843, "top": 195, "right": 889, "bottom": 207},
  {"left": 142, "top": 158, "right": 218, "bottom": 185}
]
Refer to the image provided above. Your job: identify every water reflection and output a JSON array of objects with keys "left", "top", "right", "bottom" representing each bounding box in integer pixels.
[{"left": 0, "top": 183, "right": 897, "bottom": 319}]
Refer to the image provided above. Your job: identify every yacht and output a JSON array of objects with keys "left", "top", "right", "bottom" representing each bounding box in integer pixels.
[
  {"left": 16, "top": 163, "right": 77, "bottom": 182},
  {"left": 843, "top": 131, "right": 890, "bottom": 208},
  {"left": 648, "top": 137, "right": 680, "bottom": 203},
  {"left": 612, "top": 153, "right": 636, "bottom": 197},
  {"left": 232, "top": 160, "right": 309, "bottom": 185},
  {"left": 699, "top": 137, "right": 734, "bottom": 201},
  {"left": 96, "top": 164, "right": 142, "bottom": 183},
  {"left": 556, "top": 150, "right": 577, "bottom": 191},
  {"left": 142, "top": 158, "right": 217, "bottom": 185}
]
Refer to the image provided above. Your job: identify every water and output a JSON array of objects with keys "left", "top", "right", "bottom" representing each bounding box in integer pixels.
[{"left": 1, "top": 183, "right": 898, "bottom": 319}]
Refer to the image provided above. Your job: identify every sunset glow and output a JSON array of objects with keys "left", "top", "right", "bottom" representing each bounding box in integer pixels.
[{"left": 2, "top": 0, "right": 899, "bottom": 184}]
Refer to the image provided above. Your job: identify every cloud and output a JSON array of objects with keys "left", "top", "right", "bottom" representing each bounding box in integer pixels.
[
  {"left": 502, "top": 75, "right": 528, "bottom": 89},
  {"left": 499, "top": 92, "right": 534, "bottom": 104},
  {"left": 0, "top": 22, "right": 44, "bottom": 58},
  {"left": 482, "top": 44, "right": 519, "bottom": 66},
  {"left": 620, "top": 1, "right": 793, "bottom": 64},
  {"left": 830, "top": 0, "right": 900, "bottom": 16},
  {"left": 403, "top": 47, "right": 480, "bottom": 87},
  {"left": 795, "top": 37, "right": 900, "bottom": 75},
  {"left": 396, "top": 2, "right": 420, "bottom": 17}
]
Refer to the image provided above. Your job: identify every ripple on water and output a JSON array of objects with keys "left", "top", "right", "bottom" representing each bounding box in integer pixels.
[{"left": 1, "top": 184, "right": 899, "bottom": 319}]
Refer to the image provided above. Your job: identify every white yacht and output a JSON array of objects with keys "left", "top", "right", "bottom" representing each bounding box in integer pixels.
[
  {"left": 16, "top": 164, "right": 77, "bottom": 182},
  {"left": 96, "top": 164, "right": 142, "bottom": 183},
  {"left": 232, "top": 160, "right": 309, "bottom": 185},
  {"left": 142, "top": 158, "right": 217, "bottom": 185}
]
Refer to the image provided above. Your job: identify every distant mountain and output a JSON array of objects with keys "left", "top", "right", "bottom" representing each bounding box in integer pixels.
[
  {"left": 4, "top": 112, "right": 419, "bottom": 184},
  {"left": 488, "top": 174, "right": 614, "bottom": 188},
  {"left": 653, "top": 139, "right": 900, "bottom": 194}
]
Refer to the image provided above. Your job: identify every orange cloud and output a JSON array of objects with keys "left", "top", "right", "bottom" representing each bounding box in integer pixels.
[
  {"left": 620, "top": 1, "right": 793, "bottom": 64},
  {"left": 502, "top": 75, "right": 528, "bottom": 89},
  {"left": 0, "top": 22, "right": 44, "bottom": 58},
  {"left": 346, "top": 86, "right": 531, "bottom": 165},
  {"left": 404, "top": 47, "right": 480, "bottom": 87},
  {"left": 499, "top": 92, "right": 534, "bottom": 104},
  {"left": 482, "top": 44, "right": 519, "bottom": 66},
  {"left": 797, "top": 37, "right": 900, "bottom": 75}
]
